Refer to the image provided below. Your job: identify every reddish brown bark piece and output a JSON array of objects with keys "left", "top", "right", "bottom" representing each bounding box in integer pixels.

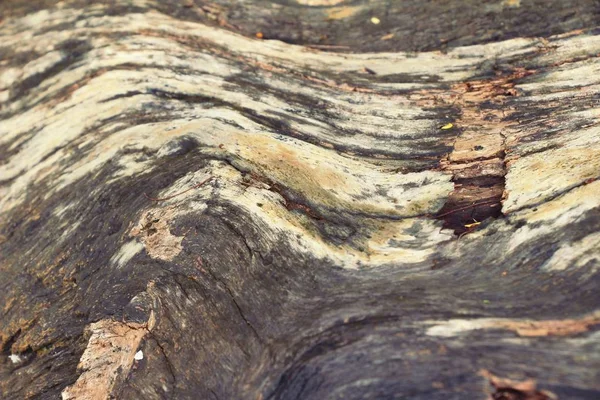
[{"left": 481, "top": 370, "right": 557, "bottom": 400}]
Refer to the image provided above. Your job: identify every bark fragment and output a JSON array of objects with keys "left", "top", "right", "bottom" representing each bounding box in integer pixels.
[{"left": 61, "top": 320, "right": 150, "bottom": 400}]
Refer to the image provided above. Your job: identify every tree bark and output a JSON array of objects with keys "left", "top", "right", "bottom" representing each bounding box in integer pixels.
[{"left": 0, "top": 1, "right": 599, "bottom": 399}]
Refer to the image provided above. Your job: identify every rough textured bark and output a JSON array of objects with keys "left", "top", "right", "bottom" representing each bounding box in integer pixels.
[{"left": 1, "top": 1, "right": 599, "bottom": 399}]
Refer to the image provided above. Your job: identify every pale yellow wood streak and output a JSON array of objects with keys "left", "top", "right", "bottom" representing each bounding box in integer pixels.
[
  {"left": 426, "top": 311, "right": 600, "bottom": 338},
  {"left": 1, "top": 6, "right": 599, "bottom": 272},
  {"left": 503, "top": 58, "right": 600, "bottom": 214},
  {"left": 135, "top": 162, "right": 453, "bottom": 269}
]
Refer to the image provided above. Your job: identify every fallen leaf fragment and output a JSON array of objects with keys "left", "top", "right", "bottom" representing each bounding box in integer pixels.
[{"left": 441, "top": 123, "right": 454, "bottom": 130}]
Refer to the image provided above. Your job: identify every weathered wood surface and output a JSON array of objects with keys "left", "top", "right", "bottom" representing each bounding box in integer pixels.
[{"left": 0, "top": 1, "right": 599, "bottom": 399}]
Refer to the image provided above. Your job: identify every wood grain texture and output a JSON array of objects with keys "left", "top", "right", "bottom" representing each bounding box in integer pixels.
[{"left": 0, "top": 1, "right": 599, "bottom": 399}]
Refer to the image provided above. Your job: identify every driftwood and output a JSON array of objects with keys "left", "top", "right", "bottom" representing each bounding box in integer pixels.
[{"left": 1, "top": 1, "right": 599, "bottom": 399}]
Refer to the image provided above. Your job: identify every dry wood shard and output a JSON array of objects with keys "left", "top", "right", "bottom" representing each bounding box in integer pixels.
[{"left": 61, "top": 320, "right": 149, "bottom": 400}]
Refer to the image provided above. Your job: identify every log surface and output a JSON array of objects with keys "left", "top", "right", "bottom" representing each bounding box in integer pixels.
[{"left": 0, "top": 1, "right": 599, "bottom": 399}]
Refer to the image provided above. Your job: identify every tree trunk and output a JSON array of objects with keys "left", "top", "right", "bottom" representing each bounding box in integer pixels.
[{"left": 1, "top": 1, "right": 599, "bottom": 399}]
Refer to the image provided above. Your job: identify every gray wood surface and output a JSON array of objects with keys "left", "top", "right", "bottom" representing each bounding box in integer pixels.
[{"left": 0, "top": 1, "right": 599, "bottom": 399}]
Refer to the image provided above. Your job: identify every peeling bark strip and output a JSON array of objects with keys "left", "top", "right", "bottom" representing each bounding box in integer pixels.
[
  {"left": 62, "top": 320, "right": 149, "bottom": 400},
  {"left": 1, "top": 1, "right": 600, "bottom": 399}
]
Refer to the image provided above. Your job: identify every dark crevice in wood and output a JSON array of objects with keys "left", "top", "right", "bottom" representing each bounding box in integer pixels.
[
  {"left": 436, "top": 68, "right": 538, "bottom": 235},
  {"left": 151, "top": 335, "right": 178, "bottom": 387}
]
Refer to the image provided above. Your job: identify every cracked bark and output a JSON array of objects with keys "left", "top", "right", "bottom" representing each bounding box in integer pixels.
[{"left": 1, "top": 1, "right": 600, "bottom": 400}]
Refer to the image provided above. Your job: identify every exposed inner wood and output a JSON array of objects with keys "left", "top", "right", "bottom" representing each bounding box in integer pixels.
[{"left": 436, "top": 68, "right": 534, "bottom": 234}]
